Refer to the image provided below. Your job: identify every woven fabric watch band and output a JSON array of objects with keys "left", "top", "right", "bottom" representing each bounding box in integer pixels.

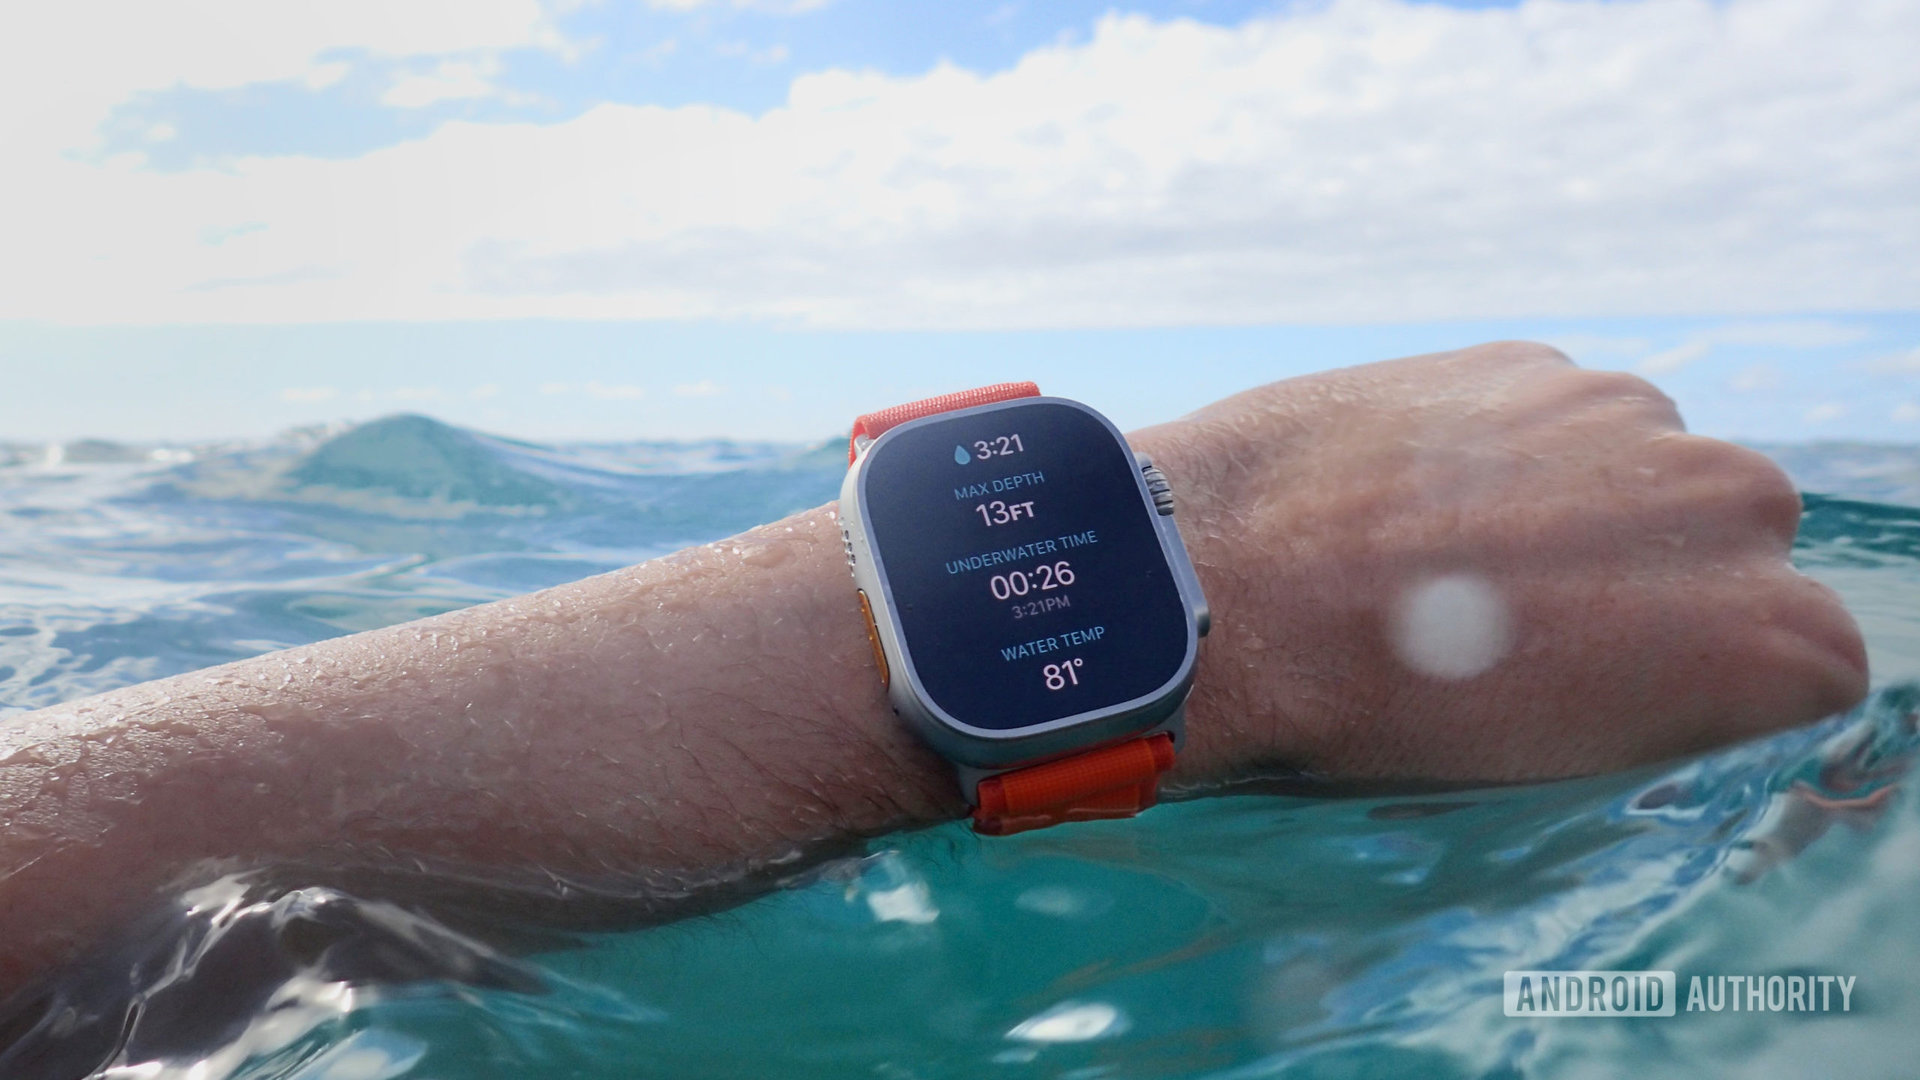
[
  {"left": 848, "top": 382, "right": 1041, "bottom": 464},
  {"left": 849, "top": 382, "right": 1178, "bottom": 836}
]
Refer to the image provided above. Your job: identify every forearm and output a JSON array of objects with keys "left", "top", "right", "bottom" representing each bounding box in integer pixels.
[
  {"left": 0, "top": 501, "right": 967, "bottom": 994},
  {"left": 0, "top": 345, "right": 1869, "bottom": 998}
]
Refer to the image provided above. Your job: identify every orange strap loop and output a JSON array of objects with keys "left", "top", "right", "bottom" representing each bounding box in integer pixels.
[
  {"left": 848, "top": 381, "right": 1041, "bottom": 464},
  {"left": 973, "top": 734, "right": 1176, "bottom": 836}
]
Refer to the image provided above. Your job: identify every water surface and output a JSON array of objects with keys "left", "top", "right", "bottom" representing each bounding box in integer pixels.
[{"left": 2, "top": 417, "right": 1916, "bottom": 1078}]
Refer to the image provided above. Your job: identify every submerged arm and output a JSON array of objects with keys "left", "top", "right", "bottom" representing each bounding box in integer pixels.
[
  {"left": 0, "top": 500, "right": 959, "bottom": 997},
  {"left": 0, "top": 342, "right": 1868, "bottom": 998}
]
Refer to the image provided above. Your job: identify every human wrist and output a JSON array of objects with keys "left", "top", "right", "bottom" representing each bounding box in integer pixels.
[
  {"left": 736, "top": 503, "right": 970, "bottom": 835},
  {"left": 528, "top": 502, "right": 969, "bottom": 855},
  {"left": 1124, "top": 416, "right": 1342, "bottom": 791}
]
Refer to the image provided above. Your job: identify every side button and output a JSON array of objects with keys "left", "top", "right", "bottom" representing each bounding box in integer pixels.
[
  {"left": 856, "top": 589, "right": 890, "bottom": 688},
  {"left": 1141, "top": 463, "right": 1175, "bottom": 515}
]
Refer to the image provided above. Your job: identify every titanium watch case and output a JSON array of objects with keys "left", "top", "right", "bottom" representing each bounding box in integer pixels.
[{"left": 839, "top": 396, "right": 1210, "bottom": 787}]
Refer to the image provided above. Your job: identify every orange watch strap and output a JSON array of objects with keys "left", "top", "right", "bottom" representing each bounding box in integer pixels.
[
  {"left": 848, "top": 381, "right": 1041, "bottom": 464},
  {"left": 973, "top": 734, "right": 1176, "bottom": 836}
]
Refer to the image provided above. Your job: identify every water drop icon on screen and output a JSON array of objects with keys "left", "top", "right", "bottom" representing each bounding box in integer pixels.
[{"left": 954, "top": 445, "right": 971, "bottom": 465}]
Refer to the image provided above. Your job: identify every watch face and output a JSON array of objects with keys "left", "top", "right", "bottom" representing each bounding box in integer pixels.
[{"left": 860, "top": 399, "right": 1191, "bottom": 733}]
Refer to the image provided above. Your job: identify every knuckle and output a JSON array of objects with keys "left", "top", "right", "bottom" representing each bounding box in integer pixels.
[
  {"left": 1741, "top": 567, "right": 1869, "bottom": 714},
  {"left": 1574, "top": 369, "right": 1680, "bottom": 412},
  {"left": 1650, "top": 432, "right": 1734, "bottom": 472},
  {"left": 1822, "top": 637, "right": 1871, "bottom": 713},
  {"left": 1786, "top": 575, "right": 1871, "bottom": 709},
  {"left": 1654, "top": 436, "right": 1803, "bottom": 544},
  {"left": 1723, "top": 447, "right": 1804, "bottom": 542},
  {"left": 1713, "top": 569, "right": 1869, "bottom": 731},
  {"left": 1551, "top": 368, "right": 1686, "bottom": 432},
  {"left": 1762, "top": 627, "right": 1869, "bottom": 725},
  {"left": 1470, "top": 340, "right": 1575, "bottom": 369}
]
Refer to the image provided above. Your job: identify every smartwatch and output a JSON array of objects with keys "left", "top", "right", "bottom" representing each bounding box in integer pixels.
[{"left": 839, "top": 382, "right": 1209, "bottom": 835}]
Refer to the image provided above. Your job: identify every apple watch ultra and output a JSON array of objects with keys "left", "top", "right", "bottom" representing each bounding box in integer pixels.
[{"left": 839, "top": 382, "right": 1209, "bottom": 835}]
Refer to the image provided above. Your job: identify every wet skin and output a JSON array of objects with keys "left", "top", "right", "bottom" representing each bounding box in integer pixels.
[{"left": 0, "top": 342, "right": 1868, "bottom": 1003}]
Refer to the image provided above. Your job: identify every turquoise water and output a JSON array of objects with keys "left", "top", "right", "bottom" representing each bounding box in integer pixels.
[{"left": 3, "top": 418, "right": 1918, "bottom": 1078}]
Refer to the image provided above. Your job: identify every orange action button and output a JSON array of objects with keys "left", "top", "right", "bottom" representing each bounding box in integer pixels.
[{"left": 856, "top": 589, "right": 889, "bottom": 688}]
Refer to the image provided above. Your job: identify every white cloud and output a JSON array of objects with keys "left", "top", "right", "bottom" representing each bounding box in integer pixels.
[
  {"left": 640, "top": 37, "right": 681, "bottom": 64},
  {"left": 1892, "top": 402, "right": 1920, "bottom": 423},
  {"left": 1539, "top": 334, "right": 1650, "bottom": 361},
  {"left": 1637, "top": 319, "right": 1873, "bottom": 374},
  {"left": 715, "top": 41, "right": 792, "bottom": 66},
  {"left": 1729, "top": 363, "right": 1782, "bottom": 392},
  {"left": 586, "top": 382, "right": 646, "bottom": 399},
  {"left": 382, "top": 57, "right": 507, "bottom": 109},
  {"left": 1861, "top": 346, "right": 1920, "bottom": 374},
  {"left": 280, "top": 386, "right": 338, "bottom": 402},
  {"left": 2, "top": 1, "right": 561, "bottom": 155},
  {"left": 538, "top": 382, "right": 573, "bottom": 395},
  {"left": 1804, "top": 402, "right": 1846, "bottom": 423},
  {"left": 1639, "top": 341, "right": 1712, "bottom": 375},
  {"left": 305, "top": 61, "right": 354, "bottom": 92},
  {"left": 1696, "top": 320, "right": 1872, "bottom": 349},
  {"left": 470, "top": 383, "right": 502, "bottom": 399},
  {"left": 674, "top": 380, "right": 726, "bottom": 397},
  {"left": 647, "top": 0, "right": 833, "bottom": 12},
  {"left": 4, "top": 0, "right": 1917, "bottom": 327},
  {"left": 392, "top": 386, "right": 441, "bottom": 400}
]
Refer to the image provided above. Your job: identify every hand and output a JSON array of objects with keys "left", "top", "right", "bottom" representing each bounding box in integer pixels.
[{"left": 1133, "top": 341, "right": 1869, "bottom": 785}]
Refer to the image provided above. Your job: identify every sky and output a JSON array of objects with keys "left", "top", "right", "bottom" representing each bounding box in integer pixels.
[{"left": 1, "top": 0, "right": 1916, "bottom": 443}]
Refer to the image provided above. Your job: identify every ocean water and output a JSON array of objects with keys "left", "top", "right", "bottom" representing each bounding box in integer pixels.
[{"left": 2, "top": 417, "right": 1918, "bottom": 1079}]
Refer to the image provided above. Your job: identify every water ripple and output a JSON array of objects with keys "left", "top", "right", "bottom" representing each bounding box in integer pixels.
[{"left": 2, "top": 423, "right": 1916, "bottom": 1078}]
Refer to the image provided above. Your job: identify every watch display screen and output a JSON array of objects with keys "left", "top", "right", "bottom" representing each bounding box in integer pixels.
[{"left": 861, "top": 400, "right": 1190, "bottom": 732}]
